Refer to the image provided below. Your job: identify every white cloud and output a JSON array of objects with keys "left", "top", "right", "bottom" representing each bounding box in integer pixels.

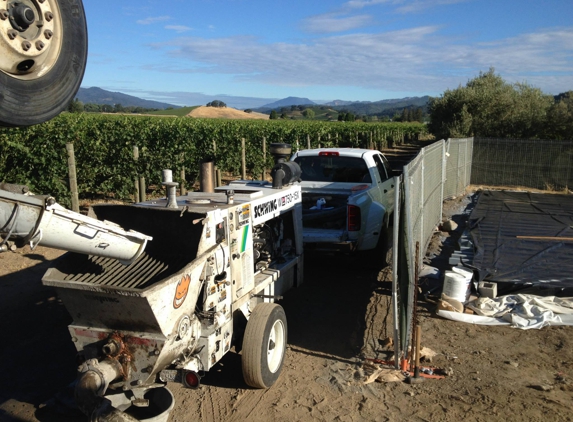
[
  {"left": 149, "top": 27, "right": 573, "bottom": 94},
  {"left": 165, "top": 25, "right": 193, "bottom": 33},
  {"left": 137, "top": 16, "right": 170, "bottom": 25},
  {"left": 301, "top": 14, "right": 374, "bottom": 33},
  {"left": 343, "top": 0, "right": 469, "bottom": 12},
  {"left": 394, "top": 0, "right": 470, "bottom": 13}
]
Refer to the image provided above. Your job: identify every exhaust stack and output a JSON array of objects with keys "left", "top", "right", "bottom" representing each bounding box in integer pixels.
[{"left": 269, "top": 143, "right": 302, "bottom": 189}]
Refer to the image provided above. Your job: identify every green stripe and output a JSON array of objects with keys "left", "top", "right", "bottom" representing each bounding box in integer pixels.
[{"left": 241, "top": 225, "right": 249, "bottom": 252}]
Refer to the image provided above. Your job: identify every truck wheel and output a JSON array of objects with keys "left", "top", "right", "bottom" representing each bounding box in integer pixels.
[
  {"left": 362, "top": 224, "right": 390, "bottom": 269},
  {"left": 242, "top": 303, "right": 287, "bottom": 388},
  {"left": 0, "top": 0, "right": 88, "bottom": 127}
]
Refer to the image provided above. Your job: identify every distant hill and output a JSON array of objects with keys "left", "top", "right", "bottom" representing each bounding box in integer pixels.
[
  {"left": 259, "top": 96, "right": 316, "bottom": 110},
  {"left": 187, "top": 106, "right": 269, "bottom": 120},
  {"left": 255, "top": 95, "right": 430, "bottom": 119},
  {"left": 331, "top": 96, "right": 431, "bottom": 116},
  {"left": 76, "top": 87, "right": 179, "bottom": 110},
  {"left": 323, "top": 100, "right": 363, "bottom": 106}
]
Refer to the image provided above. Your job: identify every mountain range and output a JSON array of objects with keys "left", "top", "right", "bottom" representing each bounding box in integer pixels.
[
  {"left": 75, "top": 87, "right": 430, "bottom": 116},
  {"left": 76, "top": 87, "right": 180, "bottom": 110}
]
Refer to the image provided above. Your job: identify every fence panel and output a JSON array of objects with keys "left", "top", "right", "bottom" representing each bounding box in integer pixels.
[
  {"left": 445, "top": 138, "right": 474, "bottom": 198},
  {"left": 397, "top": 137, "right": 474, "bottom": 362},
  {"left": 471, "top": 138, "right": 573, "bottom": 191}
]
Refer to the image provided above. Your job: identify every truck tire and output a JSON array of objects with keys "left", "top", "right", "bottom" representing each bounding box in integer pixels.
[
  {"left": 0, "top": 0, "right": 88, "bottom": 127},
  {"left": 362, "top": 224, "right": 390, "bottom": 269},
  {"left": 242, "top": 303, "right": 287, "bottom": 388}
]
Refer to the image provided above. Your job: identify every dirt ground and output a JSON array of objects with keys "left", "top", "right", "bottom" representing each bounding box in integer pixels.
[{"left": 1, "top": 192, "right": 572, "bottom": 422}]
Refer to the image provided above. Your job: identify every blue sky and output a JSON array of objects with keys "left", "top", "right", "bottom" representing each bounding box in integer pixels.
[{"left": 81, "top": 0, "right": 573, "bottom": 108}]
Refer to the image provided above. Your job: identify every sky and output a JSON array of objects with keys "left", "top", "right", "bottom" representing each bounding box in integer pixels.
[{"left": 81, "top": 0, "right": 573, "bottom": 108}]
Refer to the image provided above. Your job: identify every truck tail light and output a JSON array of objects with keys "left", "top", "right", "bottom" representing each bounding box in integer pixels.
[
  {"left": 348, "top": 205, "right": 361, "bottom": 231},
  {"left": 318, "top": 151, "right": 339, "bottom": 156},
  {"left": 183, "top": 371, "right": 200, "bottom": 389}
]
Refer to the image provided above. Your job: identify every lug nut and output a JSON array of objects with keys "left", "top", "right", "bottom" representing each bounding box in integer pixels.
[
  {"left": 44, "top": 29, "right": 52, "bottom": 39},
  {"left": 22, "top": 41, "right": 31, "bottom": 51},
  {"left": 35, "top": 40, "right": 44, "bottom": 50},
  {"left": 44, "top": 11, "right": 52, "bottom": 22},
  {"left": 7, "top": 29, "right": 18, "bottom": 40},
  {"left": 0, "top": 9, "right": 8, "bottom": 20}
]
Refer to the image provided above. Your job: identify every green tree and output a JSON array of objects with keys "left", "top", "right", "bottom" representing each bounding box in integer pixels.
[
  {"left": 302, "top": 108, "right": 315, "bottom": 119},
  {"left": 428, "top": 68, "right": 552, "bottom": 139},
  {"left": 344, "top": 112, "right": 355, "bottom": 122},
  {"left": 269, "top": 110, "right": 278, "bottom": 119},
  {"left": 544, "top": 91, "right": 573, "bottom": 140},
  {"left": 68, "top": 98, "right": 84, "bottom": 113}
]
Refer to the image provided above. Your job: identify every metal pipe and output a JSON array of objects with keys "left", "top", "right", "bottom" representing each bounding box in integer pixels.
[
  {"left": 75, "top": 359, "right": 140, "bottom": 422},
  {"left": 200, "top": 161, "right": 215, "bottom": 193},
  {"left": 162, "top": 170, "right": 179, "bottom": 209}
]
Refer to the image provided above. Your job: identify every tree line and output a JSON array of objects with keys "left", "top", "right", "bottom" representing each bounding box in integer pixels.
[
  {"left": 429, "top": 68, "right": 573, "bottom": 140},
  {"left": 68, "top": 98, "right": 164, "bottom": 114}
]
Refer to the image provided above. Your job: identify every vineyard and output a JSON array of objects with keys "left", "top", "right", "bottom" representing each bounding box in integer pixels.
[{"left": 0, "top": 114, "right": 427, "bottom": 207}]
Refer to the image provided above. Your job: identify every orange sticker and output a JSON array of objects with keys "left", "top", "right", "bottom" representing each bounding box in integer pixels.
[{"left": 173, "top": 275, "right": 191, "bottom": 309}]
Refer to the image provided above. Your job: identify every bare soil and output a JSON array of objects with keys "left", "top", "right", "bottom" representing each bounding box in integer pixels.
[
  {"left": 1, "top": 193, "right": 572, "bottom": 422},
  {"left": 187, "top": 107, "right": 270, "bottom": 120}
]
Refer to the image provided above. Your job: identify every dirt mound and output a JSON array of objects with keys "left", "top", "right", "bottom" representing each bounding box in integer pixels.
[{"left": 188, "top": 106, "right": 269, "bottom": 120}]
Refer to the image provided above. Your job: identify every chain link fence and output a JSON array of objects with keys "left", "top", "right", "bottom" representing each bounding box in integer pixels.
[
  {"left": 396, "top": 138, "right": 474, "bottom": 362},
  {"left": 445, "top": 138, "right": 474, "bottom": 198},
  {"left": 471, "top": 138, "right": 573, "bottom": 191}
]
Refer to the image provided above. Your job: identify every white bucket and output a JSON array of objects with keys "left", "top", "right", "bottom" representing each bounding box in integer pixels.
[{"left": 442, "top": 270, "right": 471, "bottom": 303}]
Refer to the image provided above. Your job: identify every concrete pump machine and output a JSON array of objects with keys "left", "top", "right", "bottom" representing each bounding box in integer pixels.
[{"left": 0, "top": 1, "right": 305, "bottom": 419}]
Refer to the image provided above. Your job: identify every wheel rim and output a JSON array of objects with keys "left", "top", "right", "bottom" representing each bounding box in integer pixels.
[
  {"left": 267, "top": 319, "right": 285, "bottom": 373},
  {"left": 0, "top": 0, "right": 62, "bottom": 80}
]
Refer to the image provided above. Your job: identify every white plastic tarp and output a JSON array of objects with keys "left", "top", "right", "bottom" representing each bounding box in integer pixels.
[{"left": 437, "top": 294, "right": 573, "bottom": 329}]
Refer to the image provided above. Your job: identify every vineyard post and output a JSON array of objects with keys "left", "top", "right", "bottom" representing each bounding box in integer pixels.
[
  {"left": 335, "top": 133, "right": 339, "bottom": 147},
  {"left": 370, "top": 132, "right": 373, "bottom": 150},
  {"left": 241, "top": 138, "right": 246, "bottom": 180},
  {"left": 66, "top": 143, "right": 80, "bottom": 213},
  {"left": 261, "top": 136, "right": 266, "bottom": 180},
  {"left": 318, "top": 134, "right": 321, "bottom": 149},
  {"left": 180, "top": 153, "right": 186, "bottom": 196},
  {"left": 306, "top": 134, "right": 310, "bottom": 150},
  {"left": 215, "top": 167, "right": 222, "bottom": 187},
  {"left": 133, "top": 146, "right": 140, "bottom": 202},
  {"left": 296, "top": 138, "right": 299, "bottom": 152},
  {"left": 139, "top": 177, "right": 146, "bottom": 203}
]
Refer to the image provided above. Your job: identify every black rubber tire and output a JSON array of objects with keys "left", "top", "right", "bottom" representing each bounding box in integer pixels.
[
  {"left": 361, "top": 224, "right": 390, "bottom": 269},
  {"left": 242, "top": 303, "right": 288, "bottom": 388},
  {"left": 0, "top": 0, "right": 88, "bottom": 127}
]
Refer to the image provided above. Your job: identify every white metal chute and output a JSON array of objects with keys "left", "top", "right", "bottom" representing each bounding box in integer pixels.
[
  {"left": 0, "top": 188, "right": 151, "bottom": 264},
  {"left": 35, "top": 202, "right": 152, "bottom": 264}
]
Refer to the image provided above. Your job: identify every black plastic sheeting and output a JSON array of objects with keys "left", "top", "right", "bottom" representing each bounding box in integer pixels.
[{"left": 470, "top": 190, "right": 573, "bottom": 297}]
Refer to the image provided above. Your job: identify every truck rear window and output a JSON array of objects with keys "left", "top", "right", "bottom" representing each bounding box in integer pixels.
[{"left": 294, "top": 156, "right": 372, "bottom": 183}]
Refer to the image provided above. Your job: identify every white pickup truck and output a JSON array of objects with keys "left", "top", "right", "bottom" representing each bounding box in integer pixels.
[{"left": 291, "top": 148, "right": 395, "bottom": 253}]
